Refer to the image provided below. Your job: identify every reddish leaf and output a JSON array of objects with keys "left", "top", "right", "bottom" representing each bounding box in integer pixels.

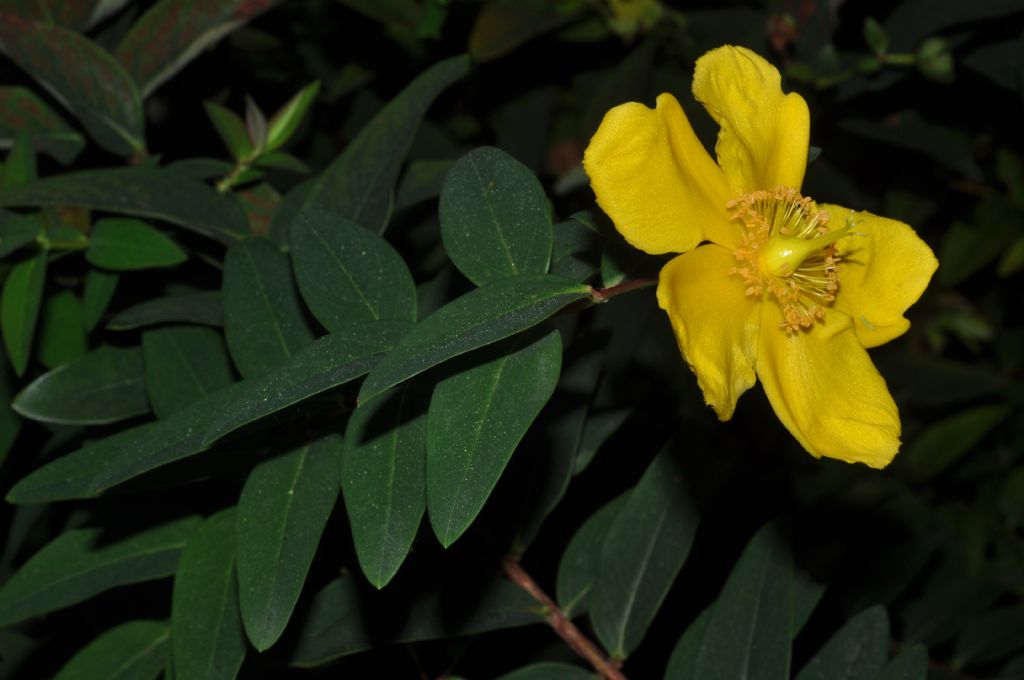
[
  {"left": 0, "top": 13, "right": 145, "bottom": 156},
  {"left": 115, "top": 0, "right": 281, "bottom": 98}
]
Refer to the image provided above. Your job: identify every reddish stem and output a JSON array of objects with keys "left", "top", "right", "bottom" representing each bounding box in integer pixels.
[
  {"left": 502, "top": 556, "right": 628, "bottom": 680},
  {"left": 589, "top": 278, "right": 657, "bottom": 303}
]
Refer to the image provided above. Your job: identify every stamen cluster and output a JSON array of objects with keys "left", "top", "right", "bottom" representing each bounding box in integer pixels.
[{"left": 728, "top": 187, "right": 841, "bottom": 332}]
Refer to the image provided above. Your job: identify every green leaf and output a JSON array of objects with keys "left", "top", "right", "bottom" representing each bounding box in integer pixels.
[
  {"left": 395, "top": 159, "right": 454, "bottom": 210},
  {"left": 7, "top": 321, "right": 407, "bottom": 502},
  {"left": 82, "top": 268, "right": 118, "bottom": 331},
  {"left": 0, "top": 517, "right": 199, "bottom": 626},
  {"left": 13, "top": 345, "right": 149, "bottom": 425},
  {"left": 0, "top": 209, "right": 41, "bottom": 258},
  {"left": 468, "top": 0, "right": 584, "bottom": 62},
  {"left": 115, "top": 0, "right": 281, "bottom": 98},
  {"left": 86, "top": 218, "right": 187, "bottom": 271},
  {"left": 1, "top": 249, "right": 47, "bottom": 376},
  {"left": 493, "top": 663, "right": 596, "bottom": 680},
  {"left": 36, "top": 289, "right": 87, "bottom": 369},
  {"left": 0, "top": 354, "right": 22, "bottom": 467},
  {"left": 902, "top": 404, "right": 1011, "bottom": 479},
  {"left": 266, "top": 81, "right": 320, "bottom": 153},
  {"left": 359, "top": 274, "right": 590, "bottom": 401},
  {"left": 222, "top": 238, "right": 315, "bottom": 379},
  {"left": 238, "top": 433, "right": 343, "bottom": 651},
  {"left": 0, "top": 167, "right": 249, "bottom": 243},
  {"left": 0, "top": 17, "right": 144, "bottom": 156},
  {"left": 877, "top": 644, "right": 928, "bottom": 680},
  {"left": 171, "top": 509, "right": 246, "bottom": 680},
  {"left": 590, "top": 450, "right": 698, "bottom": 659},
  {"left": 690, "top": 522, "right": 794, "bottom": 680},
  {"left": 298, "top": 54, "right": 471, "bottom": 234},
  {"left": 2, "top": 133, "right": 36, "bottom": 189},
  {"left": 290, "top": 212, "right": 416, "bottom": 331},
  {"left": 107, "top": 291, "right": 221, "bottom": 331},
  {"left": 288, "top": 571, "right": 541, "bottom": 667},
  {"left": 204, "top": 100, "right": 252, "bottom": 161},
  {"left": 143, "top": 326, "right": 234, "bottom": 420},
  {"left": 53, "top": 620, "right": 169, "bottom": 680},
  {"left": 427, "top": 329, "right": 561, "bottom": 547},
  {"left": 664, "top": 607, "right": 713, "bottom": 680},
  {"left": 953, "top": 606, "right": 1024, "bottom": 667},
  {"left": 0, "top": 86, "right": 85, "bottom": 164},
  {"left": 439, "top": 146, "right": 552, "bottom": 285},
  {"left": 201, "top": 320, "right": 409, "bottom": 445},
  {"left": 795, "top": 606, "right": 889, "bottom": 680},
  {"left": 550, "top": 212, "right": 602, "bottom": 282},
  {"left": 556, "top": 493, "right": 629, "bottom": 618},
  {"left": 343, "top": 386, "right": 429, "bottom": 588}
]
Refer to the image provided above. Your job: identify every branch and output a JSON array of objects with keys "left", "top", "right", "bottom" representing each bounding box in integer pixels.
[
  {"left": 589, "top": 278, "right": 657, "bottom": 303},
  {"left": 502, "top": 556, "right": 628, "bottom": 680}
]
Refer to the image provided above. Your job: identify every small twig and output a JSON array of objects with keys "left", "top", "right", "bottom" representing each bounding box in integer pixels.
[
  {"left": 502, "top": 556, "right": 628, "bottom": 680},
  {"left": 589, "top": 278, "right": 657, "bottom": 303}
]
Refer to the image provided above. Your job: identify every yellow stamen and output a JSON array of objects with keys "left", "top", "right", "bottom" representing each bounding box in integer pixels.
[{"left": 728, "top": 187, "right": 855, "bottom": 333}]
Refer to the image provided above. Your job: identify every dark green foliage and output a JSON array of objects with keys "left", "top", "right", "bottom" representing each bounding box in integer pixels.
[{"left": 0, "top": 1, "right": 1019, "bottom": 678}]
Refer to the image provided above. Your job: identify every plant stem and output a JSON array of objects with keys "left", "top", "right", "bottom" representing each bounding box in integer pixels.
[
  {"left": 502, "top": 556, "right": 628, "bottom": 680},
  {"left": 589, "top": 278, "right": 657, "bottom": 303}
]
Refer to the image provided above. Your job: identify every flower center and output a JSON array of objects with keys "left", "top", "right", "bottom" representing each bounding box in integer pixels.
[{"left": 728, "top": 187, "right": 853, "bottom": 332}]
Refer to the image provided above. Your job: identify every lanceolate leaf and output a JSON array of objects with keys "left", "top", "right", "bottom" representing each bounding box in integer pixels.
[
  {"left": 288, "top": 572, "right": 541, "bottom": 668},
  {"left": 6, "top": 321, "right": 407, "bottom": 503},
  {"left": 439, "top": 146, "right": 553, "bottom": 285},
  {"left": 493, "top": 663, "right": 596, "bottom": 680},
  {"left": 343, "top": 386, "right": 429, "bottom": 588},
  {"left": 468, "top": 0, "right": 585, "bottom": 62},
  {"left": 143, "top": 326, "right": 234, "bottom": 420},
  {"left": 36, "top": 290, "right": 87, "bottom": 369},
  {"left": 0, "top": 167, "right": 249, "bottom": 243},
  {"left": 290, "top": 212, "right": 416, "bottom": 331},
  {"left": 13, "top": 346, "right": 149, "bottom": 425},
  {"left": 237, "top": 434, "right": 343, "bottom": 652},
  {"left": 0, "top": 86, "right": 85, "bottom": 164},
  {"left": 115, "top": 0, "right": 281, "bottom": 98},
  {"left": 82, "top": 269, "right": 117, "bottom": 332},
  {"left": 107, "top": 291, "right": 222, "bottom": 331},
  {"left": 0, "top": 209, "right": 41, "bottom": 258},
  {"left": 52, "top": 620, "right": 169, "bottom": 680},
  {"left": 297, "top": 54, "right": 471, "bottom": 234},
  {"left": 171, "top": 509, "right": 246, "bottom": 680},
  {"left": 795, "top": 606, "right": 890, "bottom": 680},
  {"left": 202, "top": 320, "right": 409, "bottom": 445},
  {"left": 86, "top": 218, "right": 187, "bottom": 271},
  {"left": 359, "top": 275, "right": 590, "bottom": 401},
  {"left": 556, "top": 493, "right": 629, "bottom": 619},
  {"left": 590, "top": 450, "right": 698, "bottom": 660},
  {"left": 427, "top": 330, "right": 562, "bottom": 548},
  {"left": 1, "top": 249, "right": 47, "bottom": 377},
  {"left": 691, "top": 522, "right": 795, "bottom": 680},
  {"left": 0, "top": 15, "right": 144, "bottom": 156},
  {"left": 0, "top": 517, "right": 199, "bottom": 626},
  {"left": 877, "top": 644, "right": 928, "bottom": 680},
  {"left": 222, "top": 238, "right": 314, "bottom": 379}
]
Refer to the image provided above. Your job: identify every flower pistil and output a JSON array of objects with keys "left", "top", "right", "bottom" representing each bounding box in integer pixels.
[{"left": 729, "top": 187, "right": 855, "bottom": 332}]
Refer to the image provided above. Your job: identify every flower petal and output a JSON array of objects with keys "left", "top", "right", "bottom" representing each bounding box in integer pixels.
[
  {"left": 826, "top": 204, "right": 939, "bottom": 348},
  {"left": 583, "top": 92, "right": 737, "bottom": 254},
  {"left": 657, "top": 244, "right": 760, "bottom": 420},
  {"left": 756, "top": 305, "right": 901, "bottom": 468},
  {"left": 692, "top": 45, "right": 810, "bottom": 194}
]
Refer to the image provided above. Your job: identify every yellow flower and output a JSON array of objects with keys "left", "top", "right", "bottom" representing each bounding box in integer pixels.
[
  {"left": 607, "top": 0, "right": 663, "bottom": 38},
  {"left": 583, "top": 45, "right": 938, "bottom": 468}
]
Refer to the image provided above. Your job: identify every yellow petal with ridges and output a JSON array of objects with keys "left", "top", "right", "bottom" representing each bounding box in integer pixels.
[
  {"left": 584, "top": 93, "right": 737, "bottom": 254},
  {"left": 756, "top": 305, "right": 901, "bottom": 468},
  {"left": 826, "top": 204, "right": 939, "bottom": 348},
  {"left": 657, "top": 245, "right": 760, "bottom": 420},
  {"left": 692, "top": 45, "right": 810, "bottom": 194}
]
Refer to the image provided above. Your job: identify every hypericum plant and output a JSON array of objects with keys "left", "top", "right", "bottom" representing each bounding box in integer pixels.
[{"left": 0, "top": 2, "right": 1019, "bottom": 680}]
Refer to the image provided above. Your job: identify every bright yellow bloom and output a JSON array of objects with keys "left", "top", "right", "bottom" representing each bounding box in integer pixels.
[{"left": 583, "top": 45, "right": 938, "bottom": 468}]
